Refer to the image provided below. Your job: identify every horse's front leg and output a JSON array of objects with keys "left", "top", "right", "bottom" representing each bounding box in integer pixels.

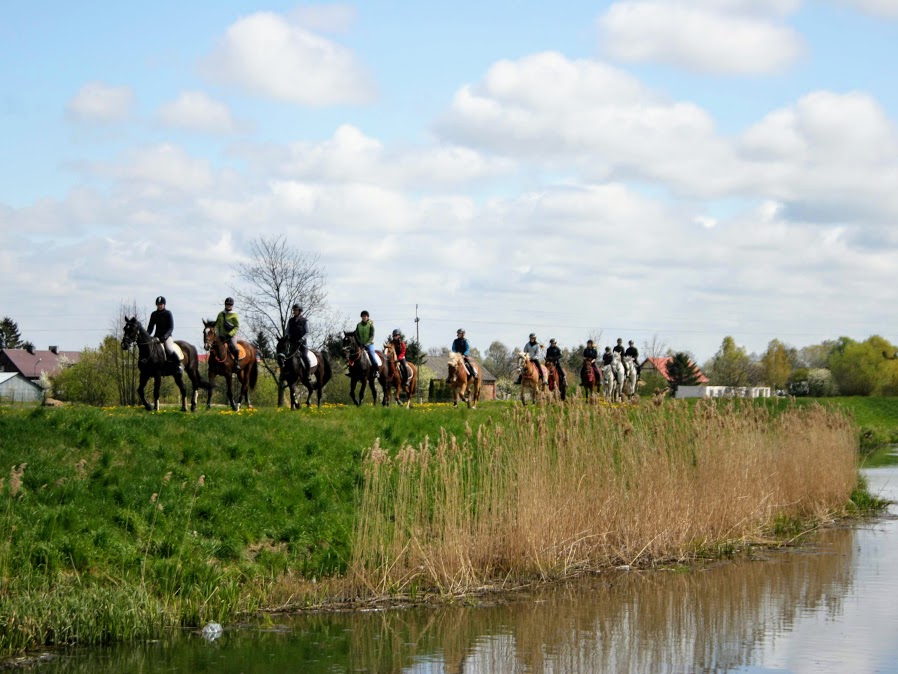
[
  {"left": 226, "top": 373, "right": 238, "bottom": 411},
  {"left": 174, "top": 372, "right": 188, "bottom": 412},
  {"left": 152, "top": 375, "right": 163, "bottom": 412},
  {"left": 137, "top": 371, "right": 153, "bottom": 411},
  {"left": 205, "top": 372, "right": 216, "bottom": 409}
]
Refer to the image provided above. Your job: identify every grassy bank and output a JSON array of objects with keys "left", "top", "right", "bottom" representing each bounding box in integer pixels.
[{"left": 0, "top": 396, "right": 887, "bottom": 656}]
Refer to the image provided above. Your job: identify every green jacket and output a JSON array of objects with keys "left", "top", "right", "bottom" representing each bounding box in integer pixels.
[
  {"left": 355, "top": 319, "right": 375, "bottom": 346},
  {"left": 215, "top": 310, "right": 240, "bottom": 338}
]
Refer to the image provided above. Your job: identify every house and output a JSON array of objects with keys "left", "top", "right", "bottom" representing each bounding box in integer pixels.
[
  {"left": 0, "top": 346, "right": 82, "bottom": 381},
  {"left": 676, "top": 385, "right": 771, "bottom": 399},
  {"left": 639, "top": 357, "right": 710, "bottom": 385},
  {"left": 0, "top": 372, "right": 44, "bottom": 404},
  {"left": 432, "top": 360, "right": 498, "bottom": 401}
]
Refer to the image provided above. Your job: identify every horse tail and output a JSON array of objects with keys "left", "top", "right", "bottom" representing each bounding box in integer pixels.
[
  {"left": 248, "top": 356, "right": 259, "bottom": 391},
  {"left": 319, "top": 351, "right": 332, "bottom": 388}
]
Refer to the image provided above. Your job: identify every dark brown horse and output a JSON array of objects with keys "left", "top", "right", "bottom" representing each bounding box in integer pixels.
[
  {"left": 447, "top": 352, "right": 481, "bottom": 408},
  {"left": 202, "top": 320, "right": 259, "bottom": 411},
  {"left": 580, "top": 358, "right": 601, "bottom": 401},
  {"left": 516, "top": 351, "right": 545, "bottom": 405},
  {"left": 121, "top": 317, "right": 213, "bottom": 412},
  {"left": 382, "top": 342, "right": 417, "bottom": 408},
  {"left": 545, "top": 360, "right": 567, "bottom": 402},
  {"left": 276, "top": 335, "right": 332, "bottom": 408},
  {"left": 341, "top": 331, "right": 384, "bottom": 406}
]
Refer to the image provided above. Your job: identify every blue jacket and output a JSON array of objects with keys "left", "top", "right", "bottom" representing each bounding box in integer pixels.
[{"left": 451, "top": 337, "right": 470, "bottom": 356}]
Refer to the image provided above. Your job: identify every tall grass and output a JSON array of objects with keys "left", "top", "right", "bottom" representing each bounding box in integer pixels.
[{"left": 351, "top": 399, "right": 859, "bottom": 595}]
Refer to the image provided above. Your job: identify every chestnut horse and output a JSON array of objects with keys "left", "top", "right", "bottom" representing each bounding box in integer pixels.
[
  {"left": 341, "top": 331, "right": 384, "bottom": 406},
  {"left": 516, "top": 351, "right": 545, "bottom": 405},
  {"left": 580, "top": 358, "right": 601, "bottom": 401},
  {"left": 545, "top": 360, "right": 567, "bottom": 402},
  {"left": 447, "top": 352, "right": 481, "bottom": 408},
  {"left": 202, "top": 321, "right": 259, "bottom": 411},
  {"left": 382, "top": 342, "right": 417, "bottom": 408}
]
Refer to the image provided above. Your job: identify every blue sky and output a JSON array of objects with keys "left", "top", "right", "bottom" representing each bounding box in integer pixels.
[{"left": 3, "top": 1, "right": 898, "bottom": 364}]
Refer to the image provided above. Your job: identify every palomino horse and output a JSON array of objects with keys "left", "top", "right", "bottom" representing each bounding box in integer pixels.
[
  {"left": 447, "top": 352, "right": 481, "bottom": 408},
  {"left": 201, "top": 321, "right": 259, "bottom": 411},
  {"left": 341, "top": 331, "right": 384, "bottom": 406},
  {"left": 623, "top": 355, "right": 639, "bottom": 401},
  {"left": 121, "top": 317, "right": 213, "bottom": 412},
  {"left": 545, "top": 360, "right": 567, "bottom": 402},
  {"left": 276, "top": 336, "right": 332, "bottom": 409},
  {"left": 580, "top": 358, "right": 601, "bottom": 401},
  {"left": 603, "top": 352, "right": 625, "bottom": 403},
  {"left": 516, "top": 351, "right": 545, "bottom": 405},
  {"left": 382, "top": 342, "right": 417, "bottom": 408}
]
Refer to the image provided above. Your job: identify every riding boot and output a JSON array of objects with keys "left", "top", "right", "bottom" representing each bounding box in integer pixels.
[{"left": 231, "top": 349, "right": 241, "bottom": 370}]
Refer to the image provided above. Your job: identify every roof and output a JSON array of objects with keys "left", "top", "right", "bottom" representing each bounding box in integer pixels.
[
  {"left": 439, "top": 358, "right": 497, "bottom": 382},
  {"left": 0, "top": 348, "right": 82, "bottom": 379},
  {"left": 0, "top": 372, "right": 44, "bottom": 390},
  {"left": 640, "top": 357, "right": 709, "bottom": 384}
]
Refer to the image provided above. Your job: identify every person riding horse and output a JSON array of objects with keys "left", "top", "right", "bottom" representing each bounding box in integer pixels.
[
  {"left": 613, "top": 338, "right": 625, "bottom": 357},
  {"left": 625, "top": 340, "right": 641, "bottom": 376},
  {"left": 353, "top": 310, "right": 377, "bottom": 375},
  {"left": 545, "top": 338, "right": 566, "bottom": 388},
  {"left": 451, "top": 329, "right": 477, "bottom": 379},
  {"left": 215, "top": 297, "right": 241, "bottom": 370},
  {"left": 285, "top": 303, "right": 310, "bottom": 374},
  {"left": 147, "top": 295, "right": 182, "bottom": 373},
  {"left": 602, "top": 346, "right": 614, "bottom": 366},
  {"left": 390, "top": 329, "right": 409, "bottom": 385},
  {"left": 521, "top": 333, "right": 546, "bottom": 385},
  {"left": 583, "top": 339, "right": 602, "bottom": 382}
]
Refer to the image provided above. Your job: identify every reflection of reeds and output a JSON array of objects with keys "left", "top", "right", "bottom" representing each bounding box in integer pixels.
[{"left": 351, "top": 400, "right": 858, "bottom": 597}]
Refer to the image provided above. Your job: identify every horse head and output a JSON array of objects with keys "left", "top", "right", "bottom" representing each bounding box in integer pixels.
[
  {"left": 201, "top": 320, "right": 217, "bottom": 352},
  {"left": 447, "top": 352, "right": 463, "bottom": 384},
  {"left": 121, "top": 316, "right": 141, "bottom": 351}
]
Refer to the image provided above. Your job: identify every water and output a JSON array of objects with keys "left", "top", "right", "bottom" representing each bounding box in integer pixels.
[{"left": 32, "top": 467, "right": 898, "bottom": 673}]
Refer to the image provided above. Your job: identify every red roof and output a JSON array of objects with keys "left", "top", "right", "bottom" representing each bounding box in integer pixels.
[
  {"left": 641, "top": 357, "right": 709, "bottom": 384},
  {"left": 0, "top": 348, "right": 82, "bottom": 380}
]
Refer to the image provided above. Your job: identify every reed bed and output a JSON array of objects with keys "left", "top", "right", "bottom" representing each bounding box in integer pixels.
[{"left": 350, "top": 399, "right": 859, "bottom": 596}]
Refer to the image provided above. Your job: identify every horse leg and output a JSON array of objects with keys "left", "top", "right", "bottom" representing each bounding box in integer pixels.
[
  {"left": 138, "top": 371, "right": 153, "bottom": 411},
  {"left": 226, "top": 373, "right": 237, "bottom": 411}
]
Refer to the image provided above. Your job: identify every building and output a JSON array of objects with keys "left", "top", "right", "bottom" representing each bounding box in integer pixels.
[
  {"left": 0, "top": 346, "right": 82, "bottom": 381},
  {"left": 0, "top": 372, "right": 44, "bottom": 404},
  {"left": 676, "top": 385, "right": 771, "bottom": 399},
  {"left": 640, "top": 357, "right": 710, "bottom": 385}
]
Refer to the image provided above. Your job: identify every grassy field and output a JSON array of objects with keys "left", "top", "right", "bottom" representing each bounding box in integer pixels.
[{"left": 0, "top": 395, "right": 891, "bottom": 656}]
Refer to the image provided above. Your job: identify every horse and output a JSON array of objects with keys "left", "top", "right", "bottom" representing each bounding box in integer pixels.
[
  {"left": 447, "top": 352, "right": 481, "bottom": 408},
  {"left": 341, "top": 331, "right": 385, "bottom": 406},
  {"left": 623, "top": 355, "right": 639, "bottom": 401},
  {"left": 580, "top": 358, "right": 601, "bottom": 401},
  {"left": 201, "top": 320, "right": 259, "bottom": 411},
  {"left": 604, "top": 352, "right": 625, "bottom": 403},
  {"left": 276, "top": 336, "right": 332, "bottom": 409},
  {"left": 516, "top": 351, "right": 545, "bottom": 405},
  {"left": 382, "top": 341, "right": 417, "bottom": 408},
  {"left": 121, "top": 316, "right": 213, "bottom": 412},
  {"left": 545, "top": 360, "right": 567, "bottom": 402}
]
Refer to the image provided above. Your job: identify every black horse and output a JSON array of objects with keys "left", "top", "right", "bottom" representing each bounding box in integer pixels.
[
  {"left": 341, "top": 331, "right": 384, "bottom": 406},
  {"left": 121, "top": 317, "right": 212, "bottom": 412},
  {"left": 276, "top": 336, "right": 332, "bottom": 408}
]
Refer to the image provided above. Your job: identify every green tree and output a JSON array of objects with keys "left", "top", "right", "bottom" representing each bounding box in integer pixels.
[
  {"left": 666, "top": 352, "right": 703, "bottom": 396},
  {"left": 829, "top": 335, "right": 898, "bottom": 396},
  {"left": 0, "top": 317, "right": 23, "bottom": 349},
  {"left": 483, "top": 340, "right": 513, "bottom": 378},
  {"left": 760, "top": 339, "right": 793, "bottom": 390},
  {"left": 705, "top": 336, "right": 752, "bottom": 386}
]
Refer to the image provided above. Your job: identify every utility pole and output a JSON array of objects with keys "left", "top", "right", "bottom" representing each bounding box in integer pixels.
[{"left": 415, "top": 304, "right": 423, "bottom": 403}]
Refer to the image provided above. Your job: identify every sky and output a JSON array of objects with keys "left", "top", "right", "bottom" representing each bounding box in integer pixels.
[{"left": 2, "top": 0, "right": 898, "bottom": 364}]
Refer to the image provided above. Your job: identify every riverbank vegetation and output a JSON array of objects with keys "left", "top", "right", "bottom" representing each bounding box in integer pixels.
[{"left": 0, "top": 397, "right": 887, "bottom": 656}]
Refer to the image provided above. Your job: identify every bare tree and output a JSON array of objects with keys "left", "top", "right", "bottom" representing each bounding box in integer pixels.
[
  {"left": 110, "top": 300, "right": 141, "bottom": 405},
  {"left": 233, "top": 235, "right": 337, "bottom": 404},
  {"left": 642, "top": 334, "right": 669, "bottom": 361}
]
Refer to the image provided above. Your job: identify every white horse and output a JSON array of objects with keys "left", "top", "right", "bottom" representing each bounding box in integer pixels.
[
  {"left": 623, "top": 355, "right": 639, "bottom": 400},
  {"left": 603, "top": 352, "right": 625, "bottom": 402}
]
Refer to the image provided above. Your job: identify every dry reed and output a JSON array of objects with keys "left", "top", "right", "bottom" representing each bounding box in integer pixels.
[{"left": 350, "top": 399, "right": 858, "bottom": 597}]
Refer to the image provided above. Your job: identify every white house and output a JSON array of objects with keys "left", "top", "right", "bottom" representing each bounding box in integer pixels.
[
  {"left": 0, "top": 372, "right": 44, "bottom": 404},
  {"left": 675, "top": 385, "right": 771, "bottom": 399}
]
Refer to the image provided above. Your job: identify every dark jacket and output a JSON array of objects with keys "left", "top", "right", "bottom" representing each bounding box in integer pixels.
[
  {"left": 625, "top": 346, "right": 639, "bottom": 360},
  {"left": 546, "top": 345, "right": 562, "bottom": 361},
  {"left": 451, "top": 337, "right": 470, "bottom": 356},
  {"left": 602, "top": 351, "right": 613, "bottom": 365},
  {"left": 147, "top": 309, "right": 174, "bottom": 341},
  {"left": 613, "top": 343, "right": 625, "bottom": 355},
  {"left": 584, "top": 346, "right": 598, "bottom": 360},
  {"left": 287, "top": 315, "right": 308, "bottom": 343}
]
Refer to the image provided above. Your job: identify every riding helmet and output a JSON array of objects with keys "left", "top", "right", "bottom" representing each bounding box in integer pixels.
[
  {"left": 155, "top": 296, "right": 166, "bottom": 305},
  {"left": 457, "top": 328, "right": 465, "bottom": 335},
  {"left": 550, "top": 338, "right": 557, "bottom": 345},
  {"left": 293, "top": 304, "right": 302, "bottom": 312},
  {"left": 529, "top": 333, "right": 537, "bottom": 339},
  {"left": 225, "top": 297, "right": 234, "bottom": 306},
  {"left": 392, "top": 329, "right": 401, "bottom": 337}
]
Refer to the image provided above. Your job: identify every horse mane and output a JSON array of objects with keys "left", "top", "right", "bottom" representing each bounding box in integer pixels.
[
  {"left": 448, "top": 352, "right": 463, "bottom": 367},
  {"left": 517, "top": 351, "right": 530, "bottom": 361}
]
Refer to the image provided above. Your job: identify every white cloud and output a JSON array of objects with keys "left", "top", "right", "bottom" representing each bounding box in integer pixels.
[
  {"left": 202, "top": 11, "right": 374, "bottom": 106},
  {"left": 66, "top": 82, "right": 135, "bottom": 123},
  {"left": 156, "top": 91, "right": 240, "bottom": 134},
  {"left": 91, "top": 143, "right": 216, "bottom": 195},
  {"left": 839, "top": 0, "right": 898, "bottom": 18},
  {"left": 290, "top": 4, "right": 358, "bottom": 33},
  {"left": 598, "top": 1, "right": 804, "bottom": 74}
]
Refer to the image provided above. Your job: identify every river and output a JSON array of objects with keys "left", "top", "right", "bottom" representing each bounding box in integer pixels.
[{"left": 32, "top": 465, "right": 898, "bottom": 673}]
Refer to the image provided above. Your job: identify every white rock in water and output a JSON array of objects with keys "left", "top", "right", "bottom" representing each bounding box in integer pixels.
[{"left": 201, "top": 622, "right": 223, "bottom": 641}]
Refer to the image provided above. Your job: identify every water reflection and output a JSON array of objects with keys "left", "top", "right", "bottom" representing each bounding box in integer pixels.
[{"left": 35, "top": 469, "right": 898, "bottom": 674}]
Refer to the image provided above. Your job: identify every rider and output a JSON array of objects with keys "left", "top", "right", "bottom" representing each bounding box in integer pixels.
[
  {"left": 613, "top": 338, "right": 625, "bottom": 357},
  {"left": 523, "top": 333, "right": 546, "bottom": 385},
  {"left": 545, "top": 338, "right": 566, "bottom": 387},
  {"left": 354, "top": 310, "right": 377, "bottom": 373},
  {"left": 147, "top": 295, "right": 181, "bottom": 372},
  {"left": 215, "top": 297, "right": 241, "bottom": 370},
  {"left": 451, "top": 328, "right": 477, "bottom": 379},
  {"left": 624, "top": 339, "right": 641, "bottom": 376},
  {"left": 286, "top": 303, "right": 310, "bottom": 374},
  {"left": 583, "top": 339, "right": 601, "bottom": 381},
  {"left": 602, "top": 346, "right": 614, "bottom": 366},
  {"left": 390, "top": 329, "right": 408, "bottom": 384}
]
